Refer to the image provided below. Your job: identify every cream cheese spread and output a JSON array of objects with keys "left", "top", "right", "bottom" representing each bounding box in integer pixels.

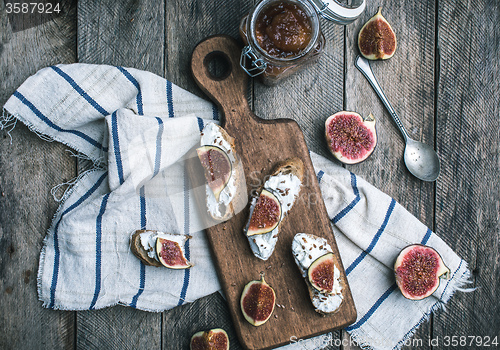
[
  {"left": 200, "top": 123, "right": 237, "bottom": 218},
  {"left": 246, "top": 171, "right": 302, "bottom": 260},
  {"left": 292, "top": 233, "right": 343, "bottom": 313}
]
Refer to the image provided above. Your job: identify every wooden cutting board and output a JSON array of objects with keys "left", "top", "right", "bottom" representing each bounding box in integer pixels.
[{"left": 190, "top": 35, "right": 356, "bottom": 350}]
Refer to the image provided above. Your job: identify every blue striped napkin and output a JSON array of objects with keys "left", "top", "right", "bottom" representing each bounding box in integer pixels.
[{"left": 2, "top": 64, "right": 472, "bottom": 350}]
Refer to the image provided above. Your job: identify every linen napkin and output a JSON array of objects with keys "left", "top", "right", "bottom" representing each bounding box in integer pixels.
[{"left": 2, "top": 64, "right": 472, "bottom": 350}]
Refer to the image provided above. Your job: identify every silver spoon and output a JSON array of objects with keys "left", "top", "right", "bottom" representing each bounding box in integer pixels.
[{"left": 355, "top": 56, "right": 440, "bottom": 182}]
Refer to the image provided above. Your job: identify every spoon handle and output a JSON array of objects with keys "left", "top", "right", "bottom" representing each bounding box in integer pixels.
[{"left": 355, "top": 56, "right": 409, "bottom": 142}]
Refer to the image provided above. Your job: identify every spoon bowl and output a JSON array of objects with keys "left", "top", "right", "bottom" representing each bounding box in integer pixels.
[
  {"left": 355, "top": 56, "right": 440, "bottom": 182},
  {"left": 404, "top": 138, "right": 440, "bottom": 182}
]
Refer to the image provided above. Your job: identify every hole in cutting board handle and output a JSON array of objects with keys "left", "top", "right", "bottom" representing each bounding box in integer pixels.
[{"left": 203, "top": 51, "right": 232, "bottom": 81}]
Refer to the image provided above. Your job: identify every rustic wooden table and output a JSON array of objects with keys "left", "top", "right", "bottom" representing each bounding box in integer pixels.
[{"left": 1, "top": 0, "right": 498, "bottom": 349}]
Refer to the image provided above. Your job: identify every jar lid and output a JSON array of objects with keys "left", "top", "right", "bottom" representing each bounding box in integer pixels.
[{"left": 309, "top": 0, "right": 366, "bottom": 25}]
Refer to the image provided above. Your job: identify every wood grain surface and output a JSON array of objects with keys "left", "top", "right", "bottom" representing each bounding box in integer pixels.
[
  {"left": 0, "top": 1, "right": 77, "bottom": 349},
  {"left": 190, "top": 35, "right": 356, "bottom": 349},
  {"left": 0, "top": 0, "right": 498, "bottom": 349}
]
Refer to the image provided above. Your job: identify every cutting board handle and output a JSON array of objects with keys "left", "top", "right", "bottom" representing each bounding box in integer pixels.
[{"left": 191, "top": 35, "right": 254, "bottom": 129}]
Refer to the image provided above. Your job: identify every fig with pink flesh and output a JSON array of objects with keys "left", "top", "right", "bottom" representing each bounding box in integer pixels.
[
  {"left": 156, "top": 237, "right": 192, "bottom": 269},
  {"left": 325, "top": 111, "right": 377, "bottom": 164},
  {"left": 246, "top": 189, "right": 282, "bottom": 236},
  {"left": 190, "top": 328, "right": 229, "bottom": 350},
  {"left": 394, "top": 244, "right": 450, "bottom": 300},
  {"left": 358, "top": 7, "right": 397, "bottom": 60},
  {"left": 240, "top": 275, "right": 276, "bottom": 326},
  {"left": 197, "top": 145, "right": 232, "bottom": 201},
  {"left": 308, "top": 253, "right": 335, "bottom": 294}
]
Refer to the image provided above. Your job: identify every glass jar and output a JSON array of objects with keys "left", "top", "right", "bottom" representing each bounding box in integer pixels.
[
  {"left": 240, "top": 0, "right": 324, "bottom": 85},
  {"left": 239, "top": 0, "right": 366, "bottom": 85}
]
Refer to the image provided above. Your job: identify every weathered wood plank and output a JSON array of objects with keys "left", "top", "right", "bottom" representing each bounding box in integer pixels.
[
  {"left": 78, "top": 0, "right": 165, "bottom": 76},
  {"left": 162, "top": 1, "right": 253, "bottom": 349},
  {"left": 345, "top": 0, "right": 436, "bottom": 216},
  {"left": 343, "top": 1, "right": 436, "bottom": 349},
  {"left": 164, "top": 0, "right": 253, "bottom": 93},
  {"left": 77, "top": 307, "right": 161, "bottom": 349},
  {"left": 433, "top": 0, "right": 500, "bottom": 343},
  {"left": 0, "top": 1, "right": 77, "bottom": 349},
  {"left": 163, "top": 292, "right": 243, "bottom": 350},
  {"left": 76, "top": 0, "right": 165, "bottom": 348}
]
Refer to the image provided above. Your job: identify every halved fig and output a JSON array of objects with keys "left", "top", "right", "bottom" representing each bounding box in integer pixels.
[
  {"left": 325, "top": 111, "right": 377, "bottom": 164},
  {"left": 358, "top": 7, "right": 397, "bottom": 60},
  {"left": 246, "top": 189, "right": 282, "bottom": 236},
  {"left": 308, "top": 253, "right": 335, "bottom": 294},
  {"left": 240, "top": 274, "right": 276, "bottom": 326},
  {"left": 197, "top": 145, "right": 232, "bottom": 201},
  {"left": 190, "top": 328, "right": 229, "bottom": 350},
  {"left": 156, "top": 237, "right": 192, "bottom": 269},
  {"left": 394, "top": 244, "right": 450, "bottom": 300}
]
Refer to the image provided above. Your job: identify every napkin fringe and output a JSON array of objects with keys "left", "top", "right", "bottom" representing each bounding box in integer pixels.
[
  {"left": 393, "top": 301, "right": 445, "bottom": 350},
  {"left": 346, "top": 302, "right": 445, "bottom": 350},
  {"left": 50, "top": 152, "right": 106, "bottom": 203},
  {"left": 3, "top": 108, "right": 107, "bottom": 163},
  {"left": 1, "top": 108, "right": 18, "bottom": 144},
  {"left": 37, "top": 169, "right": 105, "bottom": 310},
  {"left": 347, "top": 260, "right": 475, "bottom": 350},
  {"left": 440, "top": 260, "right": 475, "bottom": 304},
  {"left": 5, "top": 110, "right": 57, "bottom": 143},
  {"left": 392, "top": 259, "right": 475, "bottom": 350}
]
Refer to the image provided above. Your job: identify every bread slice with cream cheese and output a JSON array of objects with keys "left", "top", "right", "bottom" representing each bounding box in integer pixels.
[
  {"left": 292, "top": 233, "right": 343, "bottom": 315},
  {"left": 244, "top": 158, "right": 304, "bottom": 260}
]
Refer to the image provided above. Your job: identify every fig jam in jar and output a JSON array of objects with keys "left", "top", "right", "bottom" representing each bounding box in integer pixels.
[
  {"left": 240, "top": 0, "right": 324, "bottom": 85},
  {"left": 255, "top": 2, "right": 313, "bottom": 58}
]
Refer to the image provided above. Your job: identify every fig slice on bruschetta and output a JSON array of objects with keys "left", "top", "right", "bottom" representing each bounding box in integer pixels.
[
  {"left": 292, "top": 233, "right": 343, "bottom": 315},
  {"left": 244, "top": 158, "right": 304, "bottom": 260},
  {"left": 130, "top": 230, "right": 192, "bottom": 269},
  {"left": 197, "top": 123, "right": 243, "bottom": 221}
]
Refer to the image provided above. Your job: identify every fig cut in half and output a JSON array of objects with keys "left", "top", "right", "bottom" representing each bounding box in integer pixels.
[
  {"left": 358, "top": 7, "right": 397, "bottom": 60},
  {"left": 308, "top": 253, "right": 335, "bottom": 294},
  {"left": 246, "top": 189, "right": 282, "bottom": 236},
  {"left": 190, "top": 328, "right": 229, "bottom": 350},
  {"left": 156, "top": 237, "right": 192, "bottom": 269},
  {"left": 240, "top": 274, "right": 276, "bottom": 326},
  {"left": 394, "top": 244, "right": 450, "bottom": 300},
  {"left": 197, "top": 145, "right": 232, "bottom": 201},
  {"left": 325, "top": 111, "right": 377, "bottom": 164}
]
